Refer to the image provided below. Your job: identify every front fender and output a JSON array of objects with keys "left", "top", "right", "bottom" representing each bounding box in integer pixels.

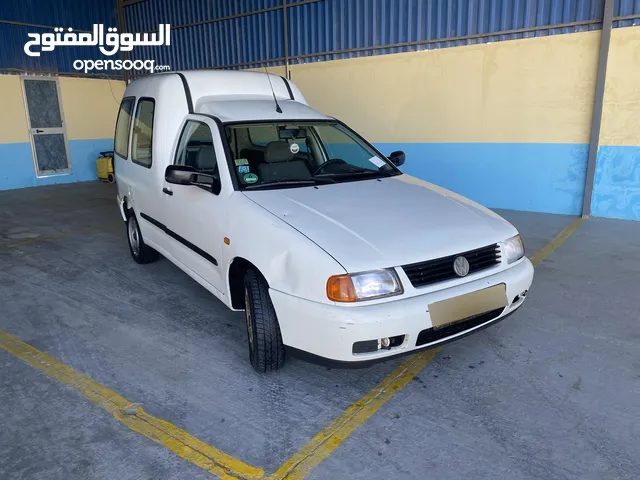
[{"left": 225, "top": 193, "right": 346, "bottom": 304}]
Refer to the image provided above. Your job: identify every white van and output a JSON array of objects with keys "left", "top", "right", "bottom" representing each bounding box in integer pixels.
[{"left": 114, "top": 70, "right": 534, "bottom": 372}]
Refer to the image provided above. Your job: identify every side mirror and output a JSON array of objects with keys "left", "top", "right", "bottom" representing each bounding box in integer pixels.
[
  {"left": 165, "top": 165, "right": 222, "bottom": 195},
  {"left": 206, "top": 174, "right": 222, "bottom": 195},
  {"left": 165, "top": 165, "right": 196, "bottom": 185},
  {"left": 388, "top": 151, "right": 406, "bottom": 167}
]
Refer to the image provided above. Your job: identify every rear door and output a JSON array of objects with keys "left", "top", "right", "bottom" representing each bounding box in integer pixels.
[
  {"left": 21, "top": 77, "right": 71, "bottom": 176},
  {"left": 123, "top": 97, "right": 167, "bottom": 248}
]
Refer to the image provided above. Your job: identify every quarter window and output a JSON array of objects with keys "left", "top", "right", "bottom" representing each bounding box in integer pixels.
[
  {"left": 131, "top": 99, "right": 155, "bottom": 167},
  {"left": 114, "top": 97, "right": 134, "bottom": 159}
]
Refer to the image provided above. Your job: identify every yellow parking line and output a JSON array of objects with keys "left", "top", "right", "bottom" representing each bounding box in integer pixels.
[
  {"left": 275, "top": 216, "right": 585, "bottom": 479},
  {"left": 0, "top": 226, "right": 115, "bottom": 249},
  {"left": 273, "top": 349, "right": 440, "bottom": 479},
  {"left": 529, "top": 217, "right": 584, "bottom": 267},
  {"left": 0, "top": 330, "right": 264, "bottom": 480}
]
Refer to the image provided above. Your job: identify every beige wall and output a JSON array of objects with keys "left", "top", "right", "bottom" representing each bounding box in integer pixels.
[
  {"left": 289, "top": 31, "right": 601, "bottom": 144},
  {"left": 0, "top": 74, "right": 125, "bottom": 144},
  {"left": 59, "top": 77, "right": 126, "bottom": 140},
  {"left": 246, "top": 66, "right": 287, "bottom": 78},
  {"left": 0, "top": 75, "right": 30, "bottom": 144},
  {"left": 599, "top": 25, "right": 640, "bottom": 147}
]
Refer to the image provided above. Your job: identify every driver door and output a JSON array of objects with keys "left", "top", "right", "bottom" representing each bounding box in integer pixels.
[{"left": 161, "top": 116, "right": 229, "bottom": 295}]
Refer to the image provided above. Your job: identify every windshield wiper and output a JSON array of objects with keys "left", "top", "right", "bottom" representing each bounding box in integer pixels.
[{"left": 244, "top": 177, "right": 335, "bottom": 190}]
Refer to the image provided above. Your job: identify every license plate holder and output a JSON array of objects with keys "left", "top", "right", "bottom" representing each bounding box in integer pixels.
[{"left": 428, "top": 284, "right": 507, "bottom": 329}]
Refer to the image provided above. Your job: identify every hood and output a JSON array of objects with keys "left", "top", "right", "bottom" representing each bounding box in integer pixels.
[{"left": 243, "top": 174, "right": 518, "bottom": 273}]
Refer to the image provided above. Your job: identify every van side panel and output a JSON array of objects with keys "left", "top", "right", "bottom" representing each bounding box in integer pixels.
[{"left": 115, "top": 74, "right": 190, "bottom": 251}]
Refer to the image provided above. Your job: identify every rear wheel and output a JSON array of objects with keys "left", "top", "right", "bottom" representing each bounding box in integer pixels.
[
  {"left": 126, "top": 212, "right": 159, "bottom": 264},
  {"left": 244, "top": 269, "right": 285, "bottom": 372}
]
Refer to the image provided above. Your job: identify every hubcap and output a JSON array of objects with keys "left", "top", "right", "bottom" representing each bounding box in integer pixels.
[
  {"left": 128, "top": 216, "right": 140, "bottom": 256},
  {"left": 245, "top": 288, "right": 254, "bottom": 353}
]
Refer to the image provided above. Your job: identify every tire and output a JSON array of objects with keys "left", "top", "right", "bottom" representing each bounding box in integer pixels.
[
  {"left": 244, "top": 269, "right": 286, "bottom": 372},
  {"left": 126, "top": 211, "right": 159, "bottom": 264}
]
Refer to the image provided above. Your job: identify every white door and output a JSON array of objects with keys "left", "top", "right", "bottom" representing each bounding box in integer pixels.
[
  {"left": 126, "top": 97, "right": 167, "bottom": 249},
  {"left": 161, "top": 116, "right": 229, "bottom": 295},
  {"left": 21, "top": 77, "right": 71, "bottom": 176}
]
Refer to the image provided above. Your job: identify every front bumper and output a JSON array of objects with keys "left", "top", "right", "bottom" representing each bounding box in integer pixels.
[{"left": 270, "top": 258, "right": 534, "bottom": 363}]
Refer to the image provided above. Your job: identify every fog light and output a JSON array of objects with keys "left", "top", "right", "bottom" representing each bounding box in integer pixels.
[{"left": 352, "top": 335, "right": 406, "bottom": 355}]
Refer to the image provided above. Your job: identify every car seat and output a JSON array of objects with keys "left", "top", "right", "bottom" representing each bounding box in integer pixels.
[
  {"left": 258, "top": 141, "right": 311, "bottom": 182},
  {"left": 195, "top": 145, "right": 217, "bottom": 173}
]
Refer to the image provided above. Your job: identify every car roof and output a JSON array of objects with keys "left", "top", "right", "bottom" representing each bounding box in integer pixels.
[
  {"left": 125, "top": 70, "right": 331, "bottom": 123},
  {"left": 197, "top": 97, "right": 332, "bottom": 123}
]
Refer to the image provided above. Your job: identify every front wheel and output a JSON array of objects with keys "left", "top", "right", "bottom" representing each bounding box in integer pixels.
[
  {"left": 126, "top": 212, "right": 159, "bottom": 264},
  {"left": 244, "top": 269, "right": 286, "bottom": 372}
]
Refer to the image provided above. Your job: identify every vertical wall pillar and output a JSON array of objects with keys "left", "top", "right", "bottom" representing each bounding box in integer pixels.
[
  {"left": 116, "top": 0, "right": 129, "bottom": 84},
  {"left": 283, "top": 0, "right": 290, "bottom": 79},
  {"left": 582, "top": 0, "right": 614, "bottom": 217}
]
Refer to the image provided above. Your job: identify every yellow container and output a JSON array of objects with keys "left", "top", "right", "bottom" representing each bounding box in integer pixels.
[{"left": 96, "top": 151, "right": 115, "bottom": 183}]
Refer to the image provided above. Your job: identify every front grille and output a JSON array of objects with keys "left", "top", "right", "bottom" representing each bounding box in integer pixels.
[
  {"left": 402, "top": 243, "right": 501, "bottom": 288},
  {"left": 415, "top": 307, "right": 504, "bottom": 346}
]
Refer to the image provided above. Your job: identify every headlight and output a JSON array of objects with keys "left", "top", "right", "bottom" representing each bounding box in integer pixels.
[
  {"left": 503, "top": 234, "right": 525, "bottom": 264},
  {"left": 326, "top": 269, "right": 403, "bottom": 302}
]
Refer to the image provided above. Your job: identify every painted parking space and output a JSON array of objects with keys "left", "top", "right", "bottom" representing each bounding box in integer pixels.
[{"left": 0, "top": 185, "right": 586, "bottom": 479}]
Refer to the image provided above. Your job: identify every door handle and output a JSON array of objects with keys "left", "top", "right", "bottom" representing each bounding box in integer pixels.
[
  {"left": 35, "top": 129, "right": 44, "bottom": 133},
  {"left": 162, "top": 187, "right": 173, "bottom": 196}
]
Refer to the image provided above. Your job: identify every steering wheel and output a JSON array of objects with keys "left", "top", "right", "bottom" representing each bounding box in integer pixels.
[{"left": 312, "top": 158, "right": 347, "bottom": 175}]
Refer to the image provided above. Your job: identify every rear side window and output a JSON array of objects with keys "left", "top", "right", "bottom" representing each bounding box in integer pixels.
[
  {"left": 114, "top": 97, "right": 134, "bottom": 159},
  {"left": 131, "top": 98, "right": 155, "bottom": 168}
]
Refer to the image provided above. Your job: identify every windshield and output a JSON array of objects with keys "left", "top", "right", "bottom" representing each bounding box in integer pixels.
[{"left": 223, "top": 121, "right": 400, "bottom": 189}]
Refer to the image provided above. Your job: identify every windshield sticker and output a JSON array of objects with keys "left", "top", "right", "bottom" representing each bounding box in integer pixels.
[
  {"left": 243, "top": 173, "right": 258, "bottom": 184},
  {"left": 235, "top": 158, "right": 249, "bottom": 166},
  {"left": 368, "top": 156, "right": 386, "bottom": 168},
  {"left": 237, "top": 165, "right": 250, "bottom": 174},
  {"left": 290, "top": 143, "right": 300, "bottom": 155}
]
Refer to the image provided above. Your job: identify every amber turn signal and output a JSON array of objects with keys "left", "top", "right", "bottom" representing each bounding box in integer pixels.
[{"left": 326, "top": 274, "right": 357, "bottom": 302}]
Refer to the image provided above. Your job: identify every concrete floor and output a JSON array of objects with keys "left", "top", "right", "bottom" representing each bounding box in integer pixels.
[{"left": 0, "top": 182, "right": 638, "bottom": 480}]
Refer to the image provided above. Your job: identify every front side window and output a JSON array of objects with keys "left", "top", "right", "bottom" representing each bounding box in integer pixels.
[
  {"left": 224, "top": 122, "right": 398, "bottom": 189},
  {"left": 114, "top": 97, "right": 134, "bottom": 159},
  {"left": 175, "top": 120, "right": 218, "bottom": 175},
  {"left": 131, "top": 99, "right": 155, "bottom": 167}
]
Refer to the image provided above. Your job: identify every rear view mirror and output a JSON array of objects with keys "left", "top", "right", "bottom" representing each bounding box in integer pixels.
[
  {"left": 165, "top": 165, "right": 196, "bottom": 185},
  {"left": 389, "top": 151, "right": 406, "bottom": 167},
  {"left": 278, "top": 127, "right": 307, "bottom": 139}
]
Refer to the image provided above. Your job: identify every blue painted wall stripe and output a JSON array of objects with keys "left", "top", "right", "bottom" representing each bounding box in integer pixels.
[
  {"left": 0, "top": 139, "right": 112, "bottom": 190},
  {"left": 374, "top": 142, "right": 589, "bottom": 216},
  {"left": 3, "top": 138, "right": 638, "bottom": 221},
  {"left": 591, "top": 146, "right": 640, "bottom": 221}
]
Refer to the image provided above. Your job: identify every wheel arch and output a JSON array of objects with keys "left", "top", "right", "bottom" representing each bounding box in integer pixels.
[{"left": 228, "top": 257, "right": 268, "bottom": 310}]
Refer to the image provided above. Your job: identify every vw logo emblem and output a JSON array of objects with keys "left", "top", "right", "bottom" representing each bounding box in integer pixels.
[{"left": 453, "top": 256, "right": 470, "bottom": 277}]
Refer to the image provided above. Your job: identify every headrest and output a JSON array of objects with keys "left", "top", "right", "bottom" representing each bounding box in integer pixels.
[
  {"left": 196, "top": 145, "right": 216, "bottom": 170},
  {"left": 264, "top": 141, "right": 294, "bottom": 163}
]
